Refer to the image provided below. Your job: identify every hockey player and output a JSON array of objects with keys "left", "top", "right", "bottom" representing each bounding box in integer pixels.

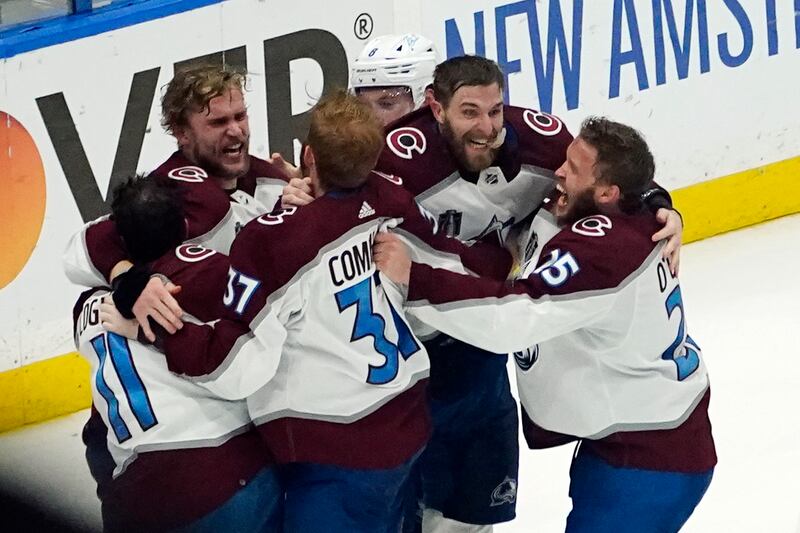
[
  {"left": 283, "top": 55, "right": 685, "bottom": 533},
  {"left": 75, "top": 176, "right": 281, "bottom": 532},
  {"left": 103, "top": 91, "right": 511, "bottom": 533},
  {"left": 64, "top": 64, "right": 291, "bottom": 340},
  {"left": 351, "top": 33, "right": 438, "bottom": 126},
  {"left": 375, "top": 117, "right": 717, "bottom": 533}
]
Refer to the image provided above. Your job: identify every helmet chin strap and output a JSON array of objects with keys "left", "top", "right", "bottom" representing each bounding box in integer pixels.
[{"left": 488, "top": 127, "right": 507, "bottom": 149}]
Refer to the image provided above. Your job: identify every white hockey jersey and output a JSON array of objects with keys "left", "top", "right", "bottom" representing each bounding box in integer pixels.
[
  {"left": 74, "top": 289, "right": 254, "bottom": 477},
  {"left": 404, "top": 211, "right": 710, "bottom": 440}
]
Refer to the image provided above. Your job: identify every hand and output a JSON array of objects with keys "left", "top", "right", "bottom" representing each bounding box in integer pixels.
[
  {"left": 373, "top": 232, "right": 411, "bottom": 286},
  {"left": 267, "top": 152, "right": 302, "bottom": 180},
  {"left": 127, "top": 277, "right": 183, "bottom": 342},
  {"left": 281, "top": 177, "right": 315, "bottom": 207},
  {"left": 100, "top": 296, "right": 140, "bottom": 340},
  {"left": 652, "top": 208, "right": 683, "bottom": 275}
]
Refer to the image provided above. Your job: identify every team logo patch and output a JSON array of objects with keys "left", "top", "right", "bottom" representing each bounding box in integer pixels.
[
  {"left": 387, "top": 127, "right": 426, "bottom": 159},
  {"left": 490, "top": 476, "right": 518, "bottom": 507},
  {"left": 372, "top": 170, "right": 403, "bottom": 185},
  {"left": 523, "top": 109, "right": 563, "bottom": 137},
  {"left": 572, "top": 215, "right": 612, "bottom": 237},
  {"left": 417, "top": 204, "right": 439, "bottom": 233},
  {"left": 475, "top": 214, "right": 515, "bottom": 241},
  {"left": 257, "top": 206, "right": 297, "bottom": 226},
  {"left": 168, "top": 166, "right": 208, "bottom": 182},
  {"left": 175, "top": 244, "right": 216, "bottom": 263},
  {"left": 513, "top": 345, "right": 539, "bottom": 371}
]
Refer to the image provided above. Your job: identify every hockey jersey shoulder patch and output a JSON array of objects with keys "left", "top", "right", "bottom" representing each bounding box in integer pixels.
[
  {"left": 256, "top": 206, "right": 298, "bottom": 226},
  {"left": 521, "top": 109, "right": 564, "bottom": 137},
  {"left": 175, "top": 243, "right": 217, "bottom": 263},
  {"left": 386, "top": 127, "right": 426, "bottom": 160},
  {"left": 571, "top": 215, "right": 613, "bottom": 237},
  {"left": 167, "top": 166, "right": 208, "bottom": 183}
]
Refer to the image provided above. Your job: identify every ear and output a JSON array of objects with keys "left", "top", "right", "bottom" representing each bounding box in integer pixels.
[
  {"left": 595, "top": 183, "right": 620, "bottom": 206},
  {"left": 430, "top": 97, "right": 446, "bottom": 124},
  {"left": 302, "top": 145, "right": 316, "bottom": 173},
  {"left": 423, "top": 87, "right": 435, "bottom": 107}
]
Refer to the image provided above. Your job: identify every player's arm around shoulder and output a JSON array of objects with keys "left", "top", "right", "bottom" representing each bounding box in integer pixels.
[
  {"left": 63, "top": 216, "right": 127, "bottom": 287},
  {"left": 153, "top": 231, "right": 284, "bottom": 398},
  {"left": 398, "top": 228, "right": 618, "bottom": 353},
  {"left": 150, "top": 243, "right": 230, "bottom": 323}
]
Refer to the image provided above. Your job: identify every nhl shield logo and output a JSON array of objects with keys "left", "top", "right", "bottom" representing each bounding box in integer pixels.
[
  {"left": 490, "top": 476, "right": 518, "bottom": 507},
  {"left": 481, "top": 168, "right": 502, "bottom": 185}
]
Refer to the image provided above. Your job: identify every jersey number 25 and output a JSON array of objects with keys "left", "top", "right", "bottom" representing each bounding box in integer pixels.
[{"left": 661, "top": 285, "right": 701, "bottom": 381}]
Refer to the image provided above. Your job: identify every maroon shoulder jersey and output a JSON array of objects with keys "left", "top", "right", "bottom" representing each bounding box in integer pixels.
[{"left": 64, "top": 151, "right": 289, "bottom": 286}]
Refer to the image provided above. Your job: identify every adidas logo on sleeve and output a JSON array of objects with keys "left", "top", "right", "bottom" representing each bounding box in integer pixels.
[{"left": 358, "top": 201, "right": 376, "bottom": 219}]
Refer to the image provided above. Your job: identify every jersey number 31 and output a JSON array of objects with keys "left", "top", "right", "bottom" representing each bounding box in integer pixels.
[{"left": 335, "top": 275, "right": 420, "bottom": 385}]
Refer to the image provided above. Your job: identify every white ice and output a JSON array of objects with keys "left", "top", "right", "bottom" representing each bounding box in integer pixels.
[{"left": 1, "top": 214, "right": 799, "bottom": 533}]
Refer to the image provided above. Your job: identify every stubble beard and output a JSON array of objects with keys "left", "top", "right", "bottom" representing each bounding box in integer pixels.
[
  {"left": 556, "top": 187, "right": 601, "bottom": 228},
  {"left": 441, "top": 119, "right": 498, "bottom": 174}
]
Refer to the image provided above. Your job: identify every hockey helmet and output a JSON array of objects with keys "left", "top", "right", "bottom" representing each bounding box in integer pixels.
[{"left": 351, "top": 34, "right": 438, "bottom": 109}]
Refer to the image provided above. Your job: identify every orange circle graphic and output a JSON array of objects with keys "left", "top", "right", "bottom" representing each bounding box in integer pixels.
[{"left": 1, "top": 112, "right": 47, "bottom": 289}]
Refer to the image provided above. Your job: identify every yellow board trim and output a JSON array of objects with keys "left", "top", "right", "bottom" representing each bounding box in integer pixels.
[
  {"left": 0, "top": 352, "right": 91, "bottom": 433},
  {"left": 674, "top": 155, "right": 800, "bottom": 244},
  {"left": 1, "top": 154, "right": 799, "bottom": 433}
]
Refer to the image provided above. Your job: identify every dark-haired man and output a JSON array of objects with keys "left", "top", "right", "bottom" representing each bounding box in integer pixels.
[
  {"left": 74, "top": 176, "right": 281, "bottom": 532},
  {"left": 376, "top": 117, "right": 716, "bottom": 533}
]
